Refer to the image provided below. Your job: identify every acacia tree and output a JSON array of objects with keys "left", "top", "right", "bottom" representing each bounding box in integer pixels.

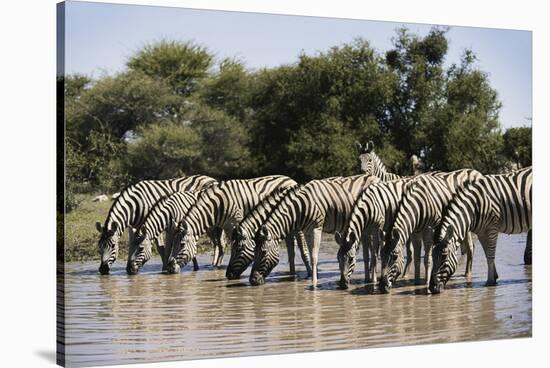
[{"left": 127, "top": 40, "right": 213, "bottom": 96}]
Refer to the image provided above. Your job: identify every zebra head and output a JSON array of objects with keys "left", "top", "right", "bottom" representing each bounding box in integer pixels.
[
  {"left": 96, "top": 222, "right": 120, "bottom": 275},
  {"left": 166, "top": 221, "right": 198, "bottom": 274},
  {"left": 127, "top": 227, "right": 152, "bottom": 275},
  {"left": 430, "top": 224, "right": 460, "bottom": 294},
  {"left": 249, "top": 225, "right": 279, "bottom": 286},
  {"left": 356, "top": 141, "right": 376, "bottom": 174},
  {"left": 335, "top": 230, "right": 360, "bottom": 289},
  {"left": 226, "top": 226, "right": 256, "bottom": 280},
  {"left": 380, "top": 228, "right": 406, "bottom": 293}
]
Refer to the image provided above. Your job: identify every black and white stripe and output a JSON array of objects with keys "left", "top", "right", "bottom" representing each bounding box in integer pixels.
[
  {"left": 335, "top": 178, "right": 423, "bottom": 288},
  {"left": 379, "top": 169, "right": 484, "bottom": 292},
  {"left": 165, "top": 175, "right": 297, "bottom": 273},
  {"left": 251, "top": 175, "right": 379, "bottom": 287},
  {"left": 96, "top": 175, "right": 217, "bottom": 274},
  {"left": 356, "top": 141, "right": 401, "bottom": 181},
  {"left": 127, "top": 191, "right": 225, "bottom": 274},
  {"left": 226, "top": 186, "right": 312, "bottom": 280},
  {"left": 430, "top": 167, "right": 532, "bottom": 293}
]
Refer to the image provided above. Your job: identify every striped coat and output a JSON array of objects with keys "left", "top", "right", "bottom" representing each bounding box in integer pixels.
[
  {"left": 165, "top": 175, "right": 297, "bottom": 273},
  {"left": 127, "top": 191, "right": 225, "bottom": 274},
  {"left": 96, "top": 175, "right": 217, "bottom": 274},
  {"left": 251, "top": 175, "right": 379, "bottom": 287},
  {"left": 430, "top": 167, "right": 532, "bottom": 293},
  {"left": 226, "top": 186, "right": 312, "bottom": 280},
  {"left": 380, "top": 169, "right": 484, "bottom": 292}
]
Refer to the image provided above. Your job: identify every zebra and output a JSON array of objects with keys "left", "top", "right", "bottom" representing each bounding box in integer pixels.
[
  {"left": 356, "top": 141, "right": 421, "bottom": 277},
  {"left": 96, "top": 175, "right": 217, "bottom": 275},
  {"left": 126, "top": 191, "right": 226, "bottom": 274},
  {"left": 250, "top": 175, "right": 380, "bottom": 287},
  {"left": 356, "top": 141, "right": 401, "bottom": 181},
  {"left": 335, "top": 178, "right": 432, "bottom": 289},
  {"left": 225, "top": 186, "right": 312, "bottom": 280},
  {"left": 430, "top": 167, "right": 532, "bottom": 293},
  {"left": 165, "top": 175, "right": 298, "bottom": 274},
  {"left": 379, "top": 169, "right": 484, "bottom": 293}
]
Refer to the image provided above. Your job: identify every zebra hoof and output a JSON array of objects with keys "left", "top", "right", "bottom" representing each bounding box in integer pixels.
[{"left": 485, "top": 280, "right": 497, "bottom": 287}]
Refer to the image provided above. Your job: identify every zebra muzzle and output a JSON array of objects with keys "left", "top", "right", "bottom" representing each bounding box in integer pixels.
[
  {"left": 379, "top": 277, "right": 391, "bottom": 293},
  {"left": 249, "top": 272, "right": 265, "bottom": 286},
  {"left": 126, "top": 262, "right": 140, "bottom": 275},
  {"left": 98, "top": 262, "right": 111, "bottom": 275}
]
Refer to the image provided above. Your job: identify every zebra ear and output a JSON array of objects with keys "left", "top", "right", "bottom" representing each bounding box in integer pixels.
[
  {"left": 95, "top": 222, "right": 103, "bottom": 234},
  {"left": 135, "top": 231, "right": 146, "bottom": 247},
  {"left": 259, "top": 225, "right": 270, "bottom": 239},
  {"left": 334, "top": 231, "right": 343, "bottom": 244},
  {"left": 109, "top": 222, "right": 118, "bottom": 234},
  {"left": 348, "top": 230, "right": 357, "bottom": 244},
  {"left": 391, "top": 228, "right": 400, "bottom": 242},
  {"left": 355, "top": 141, "right": 364, "bottom": 154},
  {"left": 366, "top": 141, "right": 374, "bottom": 153}
]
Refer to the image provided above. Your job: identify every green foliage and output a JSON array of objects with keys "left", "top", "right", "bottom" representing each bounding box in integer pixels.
[
  {"left": 65, "top": 31, "right": 518, "bottom": 205},
  {"left": 127, "top": 40, "right": 213, "bottom": 96},
  {"left": 503, "top": 126, "right": 532, "bottom": 167}
]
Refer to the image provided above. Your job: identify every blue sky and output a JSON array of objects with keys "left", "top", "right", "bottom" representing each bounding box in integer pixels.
[{"left": 64, "top": 1, "right": 532, "bottom": 129}]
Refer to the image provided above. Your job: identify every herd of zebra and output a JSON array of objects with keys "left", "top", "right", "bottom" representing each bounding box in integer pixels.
[{"left": 95, "top": 142, "right": 532, "bottom": 294}]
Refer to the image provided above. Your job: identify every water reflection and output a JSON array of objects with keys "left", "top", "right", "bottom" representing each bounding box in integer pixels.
[{"left": 64, "top": 233, "right": 531, "bottom": 367}]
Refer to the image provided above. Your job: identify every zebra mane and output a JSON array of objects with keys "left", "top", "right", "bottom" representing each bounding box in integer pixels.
[
  {"left": 240, "top": 184, "right": 299, "bottom": 225},
  {"left": 434, "top": 179, "right": 481, "bottom": 242}
]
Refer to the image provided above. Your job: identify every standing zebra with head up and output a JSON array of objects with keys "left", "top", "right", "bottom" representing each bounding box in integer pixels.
[
  {"left": 430, "top": 167, "right": 532, "bottom": 293},
  {"left": 251, "top": 175, "right": 379, "bottom": 287},
  {"left": 96, "top": 175, "right": 217, "bottom": 275},
  {"left": 356, "top": 141, "right": 401, "bottom": 181},
  {"left": 166, "top": 175, "right": 297, "bottom": 274},
  {"left": 126, "top": 191, "right": 225, "bottom": 274},
  {"left": 379, "top": 169, "right": 484, "bottom": 293},
  {"left": 335, "top": 177, "right": 433, "bottom": 288},
  {"left": 225, "top": 186, "right": 312, "bottom": 280}
]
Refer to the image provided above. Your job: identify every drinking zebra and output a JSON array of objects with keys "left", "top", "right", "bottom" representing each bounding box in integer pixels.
[
  {"left": 225, "top": 186, "right": 312, "bottom": 280},
  {"left": 96, "top": 175, "right": 217, "bottom": 275},
  {"left": 335, "top": 178, "right": 432, "bottom": 288},
  {"left": 430, "top": 167, "right": 532, "bottom": 293},
  {"left": 126, "top": 191, "right": 226, "bottom": 274},
  {"left": 250, "top": 175, "right": 379, "bottom": 287},
  {"left": 379, "top": 169, "right": 484, "bottom": 293},
  {"left": 165, "top": 175, "right": 297, "bottom": 274}
]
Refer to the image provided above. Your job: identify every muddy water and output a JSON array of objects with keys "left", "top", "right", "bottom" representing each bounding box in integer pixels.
[{"left": 63, "top": 233, "right": 531, "bottom": 367}]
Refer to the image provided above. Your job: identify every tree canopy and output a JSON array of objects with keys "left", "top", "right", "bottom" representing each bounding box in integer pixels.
[{"left": 64, "top": 30, "right": 530, "bottom": 211}]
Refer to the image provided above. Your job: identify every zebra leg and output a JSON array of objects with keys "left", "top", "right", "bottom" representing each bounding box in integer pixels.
[
  {"left": 423, "top": 229, "right": 434, "bottom": 287},
  {"left": 478, "top": 230, "right": 498, "bottom": 286},
  {"left": 212, "top": 240, "right": 220, "bottom": 267},
  {"left": 411, "top": 233, "right": 423, "bottom": 285},
  {"left": 403, "top": 239, "right": 413, "bottom": 277},
  {"left": 296, "top": 231, "right": 312, "bottom": 277},
  {"left": 524, "top": 229, "right": 532, "bottom": 265},
  {"left": 126, "top": 228, "right": 137, "bottom": 271},
  {"left": 362, "top": 233, "right": 371, "bottom": 284},
  {"left": 311, "top": 228, "right": 323, "bottom": 287},
  {"left": 463, "top": 232, "right": 475, "bottom": 277},
  {"left": 215, "top": 229, "right": 227, "bottom": 267},
  {"left": 192, "top": 257, "right": 200, "bottom": 271},
  {"left": 370, "top": 231, "right": 379, "bottom": 284},
  {"left": 285, "top": 237, "right": 296, "bottom": 275}
]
